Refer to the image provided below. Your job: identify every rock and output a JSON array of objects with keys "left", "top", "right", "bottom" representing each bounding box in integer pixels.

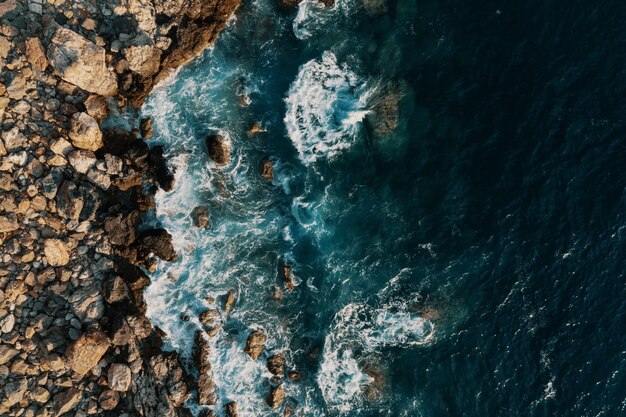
[
  {"left": 124, "top": 43, "right": 162, "bottom": 77},
  {"left": 41, "top": 170, "right": 63, "bottom": 199},
  {"left": 0, "top": 213, "right": 19, "bottom": 232},
  {"left": 69, "top": 112, "right": 103, "bottom": 151},
  {"left": 244, "top": 330, "right": 267, "bottom": 360},
  {"left": 68, "top": 286, "right": 104, "bottom": 322},
  {"left": 6, "top": 70, "right": 27, "bottom": 100},
  {"left": 225, "top": 402, "right": 238, "bottom": 417},
  {"left": 2, "top": 126, "right": 27, "bottom": 151},
  {"left": 44, "top": 239, "right": 71, "bottom": 266},
  {"left": 51, "top": 388, "right": 82, "bottom": 417},
  {"left": 25, "top": 37, "right": 47, "bottom": 71},
  {"left": 205, "top": 134, "right": 231, "bottom": 165},
  {"left": 98, "top": 389, "right": 119, "bottom": 410},
  {"left": 0, "top": 313, "right": 15, "bottom": 333},
  {"left": 47, "top": 27, "right": 117, "bottom": 96},
  {"left": 3, "top": 378, "right": 27, "bottom": 408},
  {"left": 282, "top": 262, "right": 295, "bottom": 291},
  {"left": 84, "top": 95, "right": 108, "bottom": 120},
  {"left": 0, "top": 0, "right": 17, "bottom": 16},
  {"left": 224, "top": 289, "right": 236, "bottom": 316},
  {"left": 64, "top": 330, "right": 110, "bottom": 377},
  {"left": 108, "top": 363, "right": 132, "bottom": 391},
  {"left": 247, "top": 122, "right": 264, "bottom": 137},
  {"left": 56, "top": 181, "right": 85, "bottom": 220},
  {"left": 104, "top": 211, "right": 140, "bottom": 246},
  {"left": 149, "top": 353, "right": 190, "bottom": 407},
  {"left": 287, "top": 370, "right": 301, "bottom": 381},
  {"left": 199, "top": 309, "right": 221, "bottom": 337},
  {"left": 267, "top": 353, "right": 286, "bottom": 376},
  {"left": 30, "top": 386, "right": 50, "bottom": 404},
  {"left": 260, "top": 159, "right": 273, "bottom": 181},
  {"left": 138, "top": 228, "right": 178, "bottom": 262},
  {"left": 191, "top": 206, "right": 210, "bottom": 228},
  {"left": 140, "top": 117, "right": 153, "bottom": 139},
  {"left": 267, "top": 384, "right": 285, "bottom": 409},
  {"left": 104, "top": 275, "right": 130, "bottom": 303},
  {"left": 149, "top": 145, "right": 175, "bottom": 191},
  {"left": 0, "top": 345, "right": 18, "bottom": 365},
  {"left": 68, "top": 149, "right": 97, "bottom": 174},
  {"left": 366, "top": 84, "right": 400, "bottom": 137},
  {"left": 50, "top": 138, "right": 74, "bottom": 156}
]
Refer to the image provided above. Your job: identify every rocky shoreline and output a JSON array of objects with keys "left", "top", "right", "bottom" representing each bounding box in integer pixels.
[{"left": 0, "top": 0, "right": 239, "bottom": 416}]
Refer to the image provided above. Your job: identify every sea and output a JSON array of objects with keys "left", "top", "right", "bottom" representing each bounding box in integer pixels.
[{"left": 141, "top": 0, "right": 626, "bottom": 416}]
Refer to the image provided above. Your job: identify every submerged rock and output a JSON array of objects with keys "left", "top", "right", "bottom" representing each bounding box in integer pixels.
[
  {"left": 205, "top": 134, "right": 231, "bottom": 165},
  {"left": 261, "top": 159, "right": 273, "bottom": 181},
  {"left": 365, "top": 84, "right": 401, "bottom": 137},
  {"left": 245, "top": 330, "right": 267, "bottom": 360}
]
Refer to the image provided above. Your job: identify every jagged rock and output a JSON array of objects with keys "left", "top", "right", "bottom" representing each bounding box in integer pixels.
[
  {"left": 44, "top": 239, "right": 71, "bottom": 266},
  {"left": 0, "top": 345, "right": 18, "bottom": 365},
  {"left": 25, "top": 37, "right": 47, "bottom": 71},
  {"left": 99, "top": 389, "right": 119, "bottom": 410},
  {"left": 366, "top": 84, "right": 400, "bottom": 137},
  {"left": 194, "top": 332, "right": 217, "bottom": 406},
  {"left": 149, "top": 145, "right": 175, "bottom": 191},
  {"left": 64, "top": 330, "right": 110, "bottom": 377},
  {"left": 140, "top": 117, "right": 153, "bottom": 139},
  {"left": 245, "top": 330, "right": 267, "bottom": 360},
  {"left": 69, "top": 112, "right": 103, "bottom": 151},
  {"left": 138, "top": 228, "right": 178, "bottom": 261},
  {"left": 0, "top": 313, "right": 15, "bottom": 333},
  {"left": 105, "top": 211, "right": 140, "bottom": 246},
  {"left": 30, "top": 386, "right": 50, "bottom": 404},
  {"left": 149, "top": 353, "right": 190, "bottom": 407},
  {"left": 68, "top": 286, "right": 104, "bottom": 322},
  {"left": 41, "top": 170, "right": 63, "bottom": 199},
  {"left": 205, "top": 134, "right": 231, "bottom": 165},
  {"left": 50, "top": 137, "right": 74, "bottom": 156},
  {"left": 261, "top": 159, "right": 273, "bottom": 181},
  {"left": 282, "top": 262, "right": 295, "bottom": 291},
  {"left": 3, "top": 378, "right": 27, "bottom": 408},
  {"left": 105, "top": 275, "right": 130, "bottom": 303},
  {"left": 47, "top": 27, "right": 117, "bottom": 96},
  {"left": 267, "top": 353, "right": 286, "bottom": 376},
  {"left": 267, "top": 384, "right": 285, "bottom": 409},
  {"left": 84, "top": 95, "right": 108, "bottom": 120},
  {"left": 287, "top": 370, "right": 301, "bottom": 381},
  {"left": 68, "top": 149, "right": 97, "bottom": 174},
  {"left": 108, "top": 363, "right": 132, "bottom": 391},
  {"left": 51, "top": 388, "right": 82, "bottom": 417},
  {"left": 225, "top": 402, "right": 238, "bottom": 417},
  {"left": 191, "top": 206, "right": 210, "bottom": 228},
  {"left": 87, "top": 168, "right": 111, "bottom": 190}
]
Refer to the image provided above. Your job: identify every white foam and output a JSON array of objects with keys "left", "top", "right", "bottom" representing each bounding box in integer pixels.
[{"left": 284, "top": 52, "right": 374, "bottom": 165}]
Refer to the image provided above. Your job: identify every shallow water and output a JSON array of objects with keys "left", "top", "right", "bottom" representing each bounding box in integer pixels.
[{"left": 142, "top": 0, "right": 626, "bottom": 416}]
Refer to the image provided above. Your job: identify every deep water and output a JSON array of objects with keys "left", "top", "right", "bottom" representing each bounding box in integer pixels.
[{"left": 142, "top": 0, "right": 626, "bottom": 416}]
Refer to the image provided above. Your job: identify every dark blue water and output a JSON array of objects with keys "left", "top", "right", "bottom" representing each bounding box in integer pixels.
[{"left": 142, "top": 0, "right": 626, "bottom": 416}]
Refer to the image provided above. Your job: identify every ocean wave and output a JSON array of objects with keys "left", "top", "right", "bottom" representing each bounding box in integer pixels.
[{"left": 284, "top": 51, "right": 375, "bottom": 165}]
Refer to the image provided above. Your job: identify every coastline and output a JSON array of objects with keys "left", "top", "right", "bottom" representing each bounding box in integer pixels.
[{"left": 0, "top": 0, "right": 239, "bottom": 416}]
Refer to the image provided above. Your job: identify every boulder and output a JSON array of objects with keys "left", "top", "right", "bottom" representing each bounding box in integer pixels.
[
  {"left": 267, "top": 384, "right": 285, "bottom": 409},
  {"left": 64, "top": 330, "right": 110, "bottom": 377},
  {"left": 47, "top": 27, "right": 117, "bottom": 96},
  {"left": 140, "top": 117, "right": 154, "bottom": 139},
  {"left": 104, "top": 211, "right": 140, "bottom": 246},
  {"left": 205, "top": 134, "right": 231, "bottom": 165},
  {"left": 0, "top": 213, "right": 19, "bottom": 233},
  {"left": 98, "top": 389, "right": 119, "bottom": 410},
  {"left": 225, "top": 402, "right": 238, "bottom": 417},
  {"left": 69, "top": 112, "right": 103, "bottom": 151},
  {"left": 44, "top": 239, "right": 71, "bottom": 266},
  {"left": 149, "top": 353, "right": 190, "bottom": 407},
  {"left": 138, "top": 228, "right": 178, "bottom": 262},
  {"left": 366, "top": 85, "right": 400, "bottom": 137},
  {"left": 224, "top": 289, "right": 236, "bottom": 316},
  {"left": 267, "top": 353, "right": 286, "bottom": 376},
  {"left": 149, "top": 145, "right": 175, "bottom": 191},
  {"left": 2, "top": 126, "right": 27, "bottom": 151},
  {"left": 199, "top": 309, "right": 221, "bottom": 337},
  {"left": 108, "top": 363, "right": 132, "bottom": 391},
  {"left": 244, "top": 330, "right": 267, "bottom": 360},
  {"left": 56, "top": 181, "right": 84, "bottom": 220},
  {"left": 84, "top": 94, "right": 108, "bottom": 120}
]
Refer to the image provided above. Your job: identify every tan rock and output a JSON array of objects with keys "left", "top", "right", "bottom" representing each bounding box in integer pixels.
[
  {"left": 44, "top": 239, "right": 70, "bottom": 266},
  {"left": 0, "top": 0, "right": 17, "bottom": 17},
  {"left": 64, "top": 330, "right": 110, "bottom": 377},
  {"left": 69, "top": 112, "right": 103, "bottom": 151},
  {"left": 50, "top": 137, "right": 74, "bottom": 156},
  {"left": 31, "top": 386, "right": 50, "bottom": 404},
  {"left": 244, "top": 330, "right": 267, "bottom": 360},
  {"left": 0, "top": 36, "right": 10, "bottom": 59},
  {"left": 0, "top": 213, "right": 19, "bottom": 232},
  {"left": 47, "top": 27, "right": 117, "bottom": 96},
  {"left": 25, "top": 37, "right": 47, "bottom": 71},
  {"left": 84, "top": 95, "right": 108, "bottom": 120},
  {"left": 123, "top": 43, "right": 162, "bottom": 77},
  {"left": 67, "top": 149, "right": 97, "bottom": 174},
  {"left": 51, "top": 388, "right": 81, "bottom": 417},
  {"left": 107, "top": 363, "right": 131, "bottom": 391},
  {"left": 267, "top": 384, "right": 285, "bottom": 409},
  {"left": 98, "top": 389, "right": 119, "bottom": 410}
]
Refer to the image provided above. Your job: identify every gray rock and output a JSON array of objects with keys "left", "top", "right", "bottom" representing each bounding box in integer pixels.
[
  {"left": 108, "top": 363, "right": 132, "bottom": 391},
  {"left": 68, "top": 286, "right": 104, "bottom": 322}
]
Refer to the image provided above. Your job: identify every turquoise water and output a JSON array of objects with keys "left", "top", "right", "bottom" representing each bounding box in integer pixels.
[{"left": 142, "top": 0, "right": 626, "bottom": 416}]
